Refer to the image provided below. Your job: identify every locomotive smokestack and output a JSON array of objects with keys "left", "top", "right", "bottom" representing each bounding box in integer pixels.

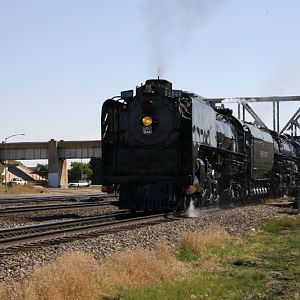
[{"left": 145, "top": 79, "right": 172, "bottom": 91}]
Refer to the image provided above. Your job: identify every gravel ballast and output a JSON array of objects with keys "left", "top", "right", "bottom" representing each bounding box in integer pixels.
[
  {"left": 0, "top": 204, "right": 286, "bottom": 282},
  {"left": 0, "top": 204, "right": 120, "bottom": 228}
]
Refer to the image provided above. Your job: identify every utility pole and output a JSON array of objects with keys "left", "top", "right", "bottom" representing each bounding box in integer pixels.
[{"left": 4, "top": 133, "right": 25, "bottom": 190}]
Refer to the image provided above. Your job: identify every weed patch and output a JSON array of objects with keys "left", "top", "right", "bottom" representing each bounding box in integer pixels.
[
  {"left": 23, "top": 252, "right": 97, "bottom": 300},
  {"left": 260, "top": 216, "right": 300, "bottom": 233},
  {"left": 1, "top": 217, "right": 299, "bottom": 299},
  {"left": 0, "top": 184, "right": 45, "bottom": 194},
  {"left": 176, "top": 247, "right": 201, "bottom": 262},
  {"left": 116, "top": 269, "right": 267, "bottom": 300},
  {"left": 117, "top": 216, "right": 300, "bottom": 299},
  {"left": 179, "top": 226, "right": 242, "bottom": 253},
  {"left": 96, "top": 241, "right": 186, "bottom": 294}
]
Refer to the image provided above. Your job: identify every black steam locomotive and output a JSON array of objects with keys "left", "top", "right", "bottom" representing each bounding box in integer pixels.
[{"left": 101, "top": 79, "right": 300, "bottom": 210}]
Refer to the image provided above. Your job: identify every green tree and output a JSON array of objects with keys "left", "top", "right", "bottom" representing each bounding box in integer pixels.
[
  {"left": 89, "top": 158, "right": 102, "bottom": 184},
  {"left": 0, "top": 163, "right": 4, "bottom": 183},
  {"left": 68, "top": 162, "right": 92, "bottom": 181},
  {"left": 33, "top": 163, "right": 48, "bottom": 178}
]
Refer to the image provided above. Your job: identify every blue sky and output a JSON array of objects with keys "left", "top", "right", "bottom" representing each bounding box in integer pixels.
[{"left": 0, "top": 0, "right": 299, "bottom": 147}]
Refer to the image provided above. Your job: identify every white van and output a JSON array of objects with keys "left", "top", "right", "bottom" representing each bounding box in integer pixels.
[{"left": 10, "top": 178, "right": 27, "bottom": 185}]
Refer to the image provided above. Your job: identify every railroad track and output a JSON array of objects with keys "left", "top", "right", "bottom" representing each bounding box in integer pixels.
[
  {"left": 0, "top": 200, "right": 279, "bottom": 256},
  {"left": 0, "top": 211, "right": 176, "bottom": 256},
  {"left": 0, "top": 193, "right": 116, "bottom": 205},
  {"left": 0, "top": 199, "right": 118, "bottom": 215}
]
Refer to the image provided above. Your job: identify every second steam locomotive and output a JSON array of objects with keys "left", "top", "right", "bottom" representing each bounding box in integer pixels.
[{"left": 101, "top": 79, "right": 300, "bottom": 210}]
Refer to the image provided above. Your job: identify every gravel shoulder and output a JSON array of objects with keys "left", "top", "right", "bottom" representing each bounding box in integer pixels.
[{"left": 0, "top": 204, "right": 286, "bottom": 282}]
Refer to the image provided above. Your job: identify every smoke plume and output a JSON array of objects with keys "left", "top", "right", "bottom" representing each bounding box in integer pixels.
[{"left": 143, "top": 0, "right": 223, "bottom": 77}]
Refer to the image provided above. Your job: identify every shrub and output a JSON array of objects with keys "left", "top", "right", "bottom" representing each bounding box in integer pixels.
[
  {"left": 96, "top": 241, "right": 185, "bottom": 293},
  {"left": 22, "top": 252, "right": 97, "bottom": 300},
  {"left": 179, "top": 226, "right": 241, "bottom": 253}
]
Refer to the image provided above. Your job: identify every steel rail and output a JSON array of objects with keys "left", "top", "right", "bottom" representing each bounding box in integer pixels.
[
  {"left": 0, "top": 201, "right": 277, "bottom": 256},
  {"left": 0, "top": 193, "right": 116, "bottom": 204},
  {"left": 0, "top": 203, "right": 246, "bottom": 242},
  {"left": 0, "top": 211, "right": 133, "bottom": 237},
  {"left": 0, "top": 200, "right": 117, "bottom": 215},
  {"left": 0, "top": 212, "right": 175, "bottom": 254}
]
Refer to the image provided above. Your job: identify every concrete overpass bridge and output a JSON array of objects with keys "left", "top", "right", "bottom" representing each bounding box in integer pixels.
[{"left": 0, "top": 139, "right": 101, "bottom": 187}]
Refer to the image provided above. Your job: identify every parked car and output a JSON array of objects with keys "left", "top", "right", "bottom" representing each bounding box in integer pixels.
[
  {"left": 68, "top": 180, "right": 91, "bottom": 188},
  {"left": 9, "top": 178, "right": 27, "bottom": 185}
]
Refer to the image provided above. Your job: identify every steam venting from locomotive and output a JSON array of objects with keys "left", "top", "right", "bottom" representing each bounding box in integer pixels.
[
  {"left": 187, "top": 199, "right": 201, "bottom": 218},
  {"left": 143, "top": 0, "right": 223, "bottom": 76}
]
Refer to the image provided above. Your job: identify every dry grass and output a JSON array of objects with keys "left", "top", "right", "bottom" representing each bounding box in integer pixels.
[
  {"left": 179, "top": 226, "right": 242, "bottom": 252},
  {"left": 1, "top": 221, "right": 297, "bottom": 300},
  {"left": 0, "top": 228, "right": 240, "bottom": 299},
  {"left": 0, "top": 242, "right": 186, "bottom": 300},
  {"left": 0, "top": 282, "right": 11, "bottom": 300},
  {"left": 23, "top": 252, "right": 97, "bottom": 300},
  {"left": 0, "top": 184, "right": 45, "bottom": 195},
  {"left": 0, "top": 281, "right": 21, "bottom": 300},
  {"left": 96, "top": 241, "right": 186, "bottom": 293}
]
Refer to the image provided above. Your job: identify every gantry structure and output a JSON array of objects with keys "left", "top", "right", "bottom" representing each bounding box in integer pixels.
[{"left": 206, "top": 96, "right": 300, "bottom": 136}]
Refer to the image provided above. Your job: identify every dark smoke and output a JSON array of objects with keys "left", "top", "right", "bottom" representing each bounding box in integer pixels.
[{"left": 143, "top": 0, "right": 223, "bottom": 77}]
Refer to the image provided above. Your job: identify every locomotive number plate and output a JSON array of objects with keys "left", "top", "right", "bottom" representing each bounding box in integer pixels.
[{"left": 142, "top": 126, "right": 152, "bottom": 135}]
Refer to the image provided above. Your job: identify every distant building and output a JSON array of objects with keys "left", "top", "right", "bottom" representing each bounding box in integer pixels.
[{"left": 1, "top": 163, "right": 47, "bottom": 185}]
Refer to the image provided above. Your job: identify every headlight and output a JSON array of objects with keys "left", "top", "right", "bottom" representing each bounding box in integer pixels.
[{"left": 142, "top": 116, "right": 153, "bottom": 126}]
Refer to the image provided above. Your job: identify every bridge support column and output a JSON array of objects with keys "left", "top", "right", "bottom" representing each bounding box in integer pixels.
[
  {"left": 59, "top": 159, "right": 68, "bottom": 187},
  {"left": 48, "top": 139, "right": 68, "bottom": 187}
]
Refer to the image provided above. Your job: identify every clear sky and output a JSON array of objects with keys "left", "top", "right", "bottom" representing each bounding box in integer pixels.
[{"left": 1, "top": 0, "right": 299, "bottom": 146}]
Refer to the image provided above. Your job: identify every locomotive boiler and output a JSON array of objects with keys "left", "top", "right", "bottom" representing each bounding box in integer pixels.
[{"left": 101, "top": 79, "right": 300, "bottom": 210}]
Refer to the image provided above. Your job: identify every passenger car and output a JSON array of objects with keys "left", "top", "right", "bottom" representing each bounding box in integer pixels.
[
  {"left": 68, "top": 180, "right": 91, "bottom": 188},
  {"left": 9, "top": 178, "right": 27, "bottom": 185}
]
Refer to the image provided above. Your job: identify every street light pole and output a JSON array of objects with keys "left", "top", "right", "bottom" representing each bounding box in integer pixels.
[{"left": 4, "top": 133, "right": 26, "bottom": 190}]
